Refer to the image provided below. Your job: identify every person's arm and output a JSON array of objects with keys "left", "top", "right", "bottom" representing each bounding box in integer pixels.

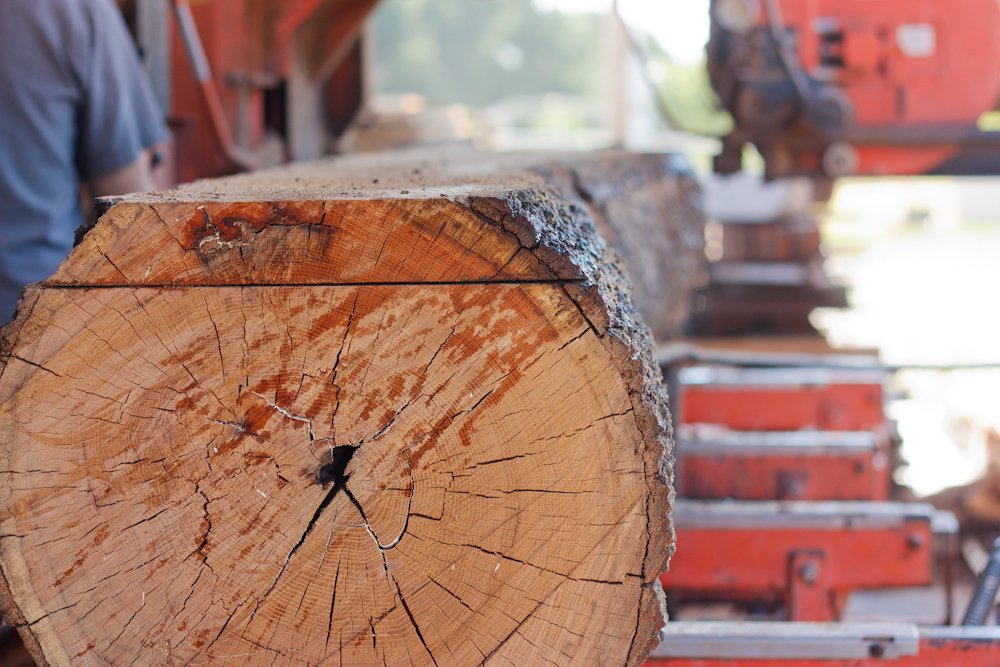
[
  {"left": 87, "top": 147, "right": 157, "bottom": 198},
  {"left": 75, "top": 0, "right": 170, "bottom": 197}
]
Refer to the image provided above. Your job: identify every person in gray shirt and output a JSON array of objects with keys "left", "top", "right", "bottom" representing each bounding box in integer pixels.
[{"left": 0, "top": 0, "right": 169, "bottom": 320}]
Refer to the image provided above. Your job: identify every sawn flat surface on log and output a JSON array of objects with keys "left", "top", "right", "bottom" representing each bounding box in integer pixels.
[{"left": 0, "top": 149, "right": 675, "bottom": 667}]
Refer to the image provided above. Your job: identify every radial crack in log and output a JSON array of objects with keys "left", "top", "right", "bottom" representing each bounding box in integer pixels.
[{"left": 0, "top": 148, "right": 690, "bottom": 667}]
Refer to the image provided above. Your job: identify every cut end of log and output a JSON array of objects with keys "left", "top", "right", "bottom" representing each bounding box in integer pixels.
[{"left": 0, "top": 149, "right": 676, "bottom": 667}]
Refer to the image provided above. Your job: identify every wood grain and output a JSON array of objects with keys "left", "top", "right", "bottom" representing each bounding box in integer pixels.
[{"left": 0, "top": 149, "right": 677, "bottom": 667}]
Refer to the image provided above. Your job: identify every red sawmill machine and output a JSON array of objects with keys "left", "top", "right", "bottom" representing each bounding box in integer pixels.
[
  {"left": 118, "top": 0, "right": 377, "bottom": 185},
  {"left": 645, "top": 0, "right": 1000, "bottom": 664},
  {"left": 132, "top": 0, "right": 1000, "bottom": 182},
  {"left": 101, "top": 1, "right": 1000, "bottom": 665}
]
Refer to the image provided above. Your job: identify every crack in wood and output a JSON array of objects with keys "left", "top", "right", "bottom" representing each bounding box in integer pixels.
[
  {"left": 252, "top": 391, "right": 315, "bottom": 442},
  {"left": 323, "top": 548, "right": 344, "bottom": 650},
  {"left": 262, "top": 445, "right": 357, "bottom": 602},
  {"left": 392, "top": 578, "right": 439, "bottom": 667}
]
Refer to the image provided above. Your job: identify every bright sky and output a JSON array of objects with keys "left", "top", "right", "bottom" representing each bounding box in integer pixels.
[{"left": 532, "top": 0, "right": 712, "bottom": 65}]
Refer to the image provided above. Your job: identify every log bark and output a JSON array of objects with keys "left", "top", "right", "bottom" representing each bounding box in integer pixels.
[{"left": 0, "top": 149, "right": 675, "bottom": 667}]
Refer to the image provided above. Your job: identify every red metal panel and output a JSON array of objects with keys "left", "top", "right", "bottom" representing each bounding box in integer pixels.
[
  {"left": 167, "top": 0, "right": 377, "bottom": 183},
  {"left": 661, "top": 523, "right": 932, "bottom": 611},
  {"left": 680, "top": 384, "right": 884, "bottom": 432},
  {"left": 680, "top": 453, "right": 880, "bottom": 501},
  {"left": 777, "top": 0, "right": 1000, "bottom": 127},
  {"left": 775, "top": 0, "right": 1000, "bottom": 176},
  {"left": 170, "top": 0, "right": 257, "bottom": 183},
  {"left": 852, "top": 146, "right": 959, "bottom": 178}
]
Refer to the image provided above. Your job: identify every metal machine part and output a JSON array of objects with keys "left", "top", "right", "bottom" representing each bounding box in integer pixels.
[
  {"left": 125, "top": 0, "right": 377, "bottom": 183},
  {"left": 714, "top": 0, "right": 761, "bottom": 35},
  {"left": 708, "top": 0, "right": 1000, "bottom": 178},
  {"left": 676, "top": 430, "right": 883, "bottom": 501},
  {"left": 671, "top": 500, "right": 943, "bottom": 531},
  {"left": 664, "top": 501, "right": 957, "bottom": 622},
  {"left": 171, "top": 0, "right": 256, "bottom": 171},
  {"left": 677, "top": 365, "right": 887, "bottom": 432},
  {"left": 961, "top": 537, "right": 1000, "bottom": 625},
  {"left": 645, "top": 623, "right": 1000, "bottom": 665},
  {"left": 650, "top": 621, "right": 919, "bottom": 660}
]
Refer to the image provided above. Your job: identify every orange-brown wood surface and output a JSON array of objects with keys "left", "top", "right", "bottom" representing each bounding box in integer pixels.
[{"left": 0, "top": 150, "right": 676, "bottom": 667}]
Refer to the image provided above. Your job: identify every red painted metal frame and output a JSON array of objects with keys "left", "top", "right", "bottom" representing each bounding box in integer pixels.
[
  {"left": 662, "top": 523, "right": 933, "bottom": 621},
  {"left": 170, "top": 0, "right": 267, "bottom": 182},
  {"left": 679, "top": 452, "right": 884, "bottom": 501},
  {"left": 718, "top": 220, "right": 822, "bottom": 263},
  {"left": 773, "top": 0, "right": 1000, "bottom": 176},
  {"left": 171, "top": 1, "right": 249, "bottom": 171},
  {"left": 680, "top": 384, "right": 885, "bottom": 432},
  {"left": 168, "top": 0, "right": 378, "bottom": 183},
  {"left": 643, "top": 635, "right": 1000, "bottom": 667},
  {"left": 778, "top": 0, "right": 1000, "bottom": 127},
  {"left": 275, "top": 0, "right": 330, "bottom": 46}
]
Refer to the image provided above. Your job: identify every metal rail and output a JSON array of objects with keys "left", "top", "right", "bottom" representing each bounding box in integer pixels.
[{"left": 658, "top": 342, "right": 1000, "bottom": 371}]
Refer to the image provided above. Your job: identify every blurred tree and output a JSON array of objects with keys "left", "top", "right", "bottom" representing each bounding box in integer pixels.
[
  {"left": 633, "top": 33, "right": 732, "bottom": 138},
  {"left": 372, "top": 0, "right": 604, "bottom": 107},
  {"left": 652, "top": 57, "right": 733, "bottom": 137}
]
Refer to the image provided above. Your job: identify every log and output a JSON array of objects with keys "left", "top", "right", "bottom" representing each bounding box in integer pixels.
[
  {"left": 563, "top": 154, "right": 705, "bottom": 342},
  {"left": 0, "top": 149, "right": 676, "bottom": 667}
]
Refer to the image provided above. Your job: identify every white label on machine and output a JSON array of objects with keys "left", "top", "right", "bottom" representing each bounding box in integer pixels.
[{"left": 896, "top": 23, "right": 936, "bottom": 58}]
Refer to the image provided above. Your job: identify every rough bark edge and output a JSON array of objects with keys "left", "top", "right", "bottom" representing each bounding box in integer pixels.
[
  {"left": 0, "top": 573, "right": 51, "bottom": 667},
  {"left": 463, "top": 189, "right": 675, "bottom": 667},
  {"left": 563, "top": 155, "right": 707, "bottom": 342},
  {"left": 0, "top": 287, "right": 41, "bottom": 374},
  {"left": 566, "top": 152, "right": 701, "bottom": 206}
]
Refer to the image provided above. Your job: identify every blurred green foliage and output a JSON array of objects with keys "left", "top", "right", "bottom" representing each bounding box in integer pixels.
[
  {"left": 372, "top": 0, "right": 604, "bottom": 107},
  {"left": 641, "top": 37, "right": 732, "bottom": 137},
  {"left": 653, "top": 59, "right": 733, "bottom": 137},
  {"left": 373, "top": 0, "right": 732, "bottom": 140}
]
